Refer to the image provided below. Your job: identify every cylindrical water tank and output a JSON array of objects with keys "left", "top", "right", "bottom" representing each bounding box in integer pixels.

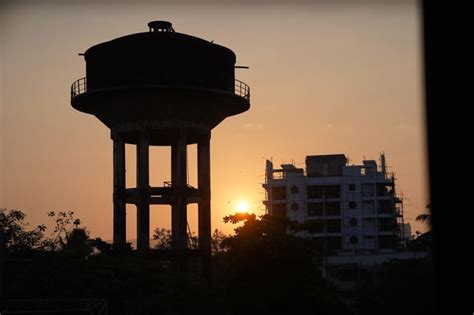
[
  {"left": 84, "top": 21, "right": 236, "bottom": 93},
  {"left": 71, "top": 21, "right": 249, "bottom": 130}
]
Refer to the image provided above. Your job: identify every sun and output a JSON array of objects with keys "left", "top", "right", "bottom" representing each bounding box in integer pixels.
[{"left": 235, "top": 201, "right": 250, "bottom": 213}]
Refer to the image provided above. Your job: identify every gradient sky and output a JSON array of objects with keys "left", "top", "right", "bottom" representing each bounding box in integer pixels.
[{"left": 0, "top": 0, "right": 428, "bottom": 240}]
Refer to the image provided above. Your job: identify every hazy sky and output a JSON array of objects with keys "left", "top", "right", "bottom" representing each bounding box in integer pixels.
[{"left": 0, "top": 1, "right": 428, "bottom": 240}]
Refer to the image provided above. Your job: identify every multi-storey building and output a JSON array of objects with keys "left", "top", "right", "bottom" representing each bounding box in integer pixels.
[{"left": 263, "top": 153, "right": 405, "bottom": 255}]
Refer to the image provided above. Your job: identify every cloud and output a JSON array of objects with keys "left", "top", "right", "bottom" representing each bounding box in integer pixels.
[{"left": 242, "top": 123, "right": 264, "bottom": 131}]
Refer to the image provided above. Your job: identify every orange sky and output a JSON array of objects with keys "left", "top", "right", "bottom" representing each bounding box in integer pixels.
[{"left": 0, "top": 1, "right": 429, "bottom": 240}]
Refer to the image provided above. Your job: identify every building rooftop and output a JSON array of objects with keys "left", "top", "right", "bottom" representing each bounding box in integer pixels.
[{"left": 306, "top": 154, "right": 347, "bottom": 177}]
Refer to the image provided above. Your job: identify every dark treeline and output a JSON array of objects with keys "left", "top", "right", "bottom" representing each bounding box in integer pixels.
[{"left": 0, "top": 209, "right": 434, "bottom": 314}]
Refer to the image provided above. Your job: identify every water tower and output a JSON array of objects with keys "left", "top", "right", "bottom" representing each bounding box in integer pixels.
[{"left": 70, "top": 21, "right": 250, "bottom": 263}]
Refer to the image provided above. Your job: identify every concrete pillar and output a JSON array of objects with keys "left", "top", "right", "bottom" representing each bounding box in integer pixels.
[
  {"left": 198, "top": 132, "right": 212, "bottom": 285},
  {"left": 113, "top": 133, "right": 126, "bottom": 249},
  {"left": 171, "top": 144, "right": 179, "bottom": 249},
  {"left": 198, "top": 133, "right": 211, "bottom": 250},
  {"left": 175, "top": 131, "right": 188, "bottom": 251},
  {"left": 136, "top": 131, "right": 150, "bottom": 252}
]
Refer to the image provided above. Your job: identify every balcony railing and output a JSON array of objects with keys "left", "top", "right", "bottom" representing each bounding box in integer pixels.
[
  {"left": 234, "top": 79, "right": 250, "bottom": 101},
  {"left": 70, "top": 77, "right": 250, "bottom": 101},
  {"left": 70, "top": 77, "right": 87, "bottom": 99}
]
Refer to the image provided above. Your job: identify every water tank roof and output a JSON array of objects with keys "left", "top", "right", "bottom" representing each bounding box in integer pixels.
[{"left": 83, "top": 21, "right": 235, "bottom": 61}]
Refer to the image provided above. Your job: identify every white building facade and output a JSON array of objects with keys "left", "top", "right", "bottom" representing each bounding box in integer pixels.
[{"left": 263, "top": 154, "right": 405, "bottom": 255}]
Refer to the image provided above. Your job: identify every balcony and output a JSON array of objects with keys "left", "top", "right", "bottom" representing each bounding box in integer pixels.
[{"left": 71, "top": 77, "right": 250, "bottom": 101}]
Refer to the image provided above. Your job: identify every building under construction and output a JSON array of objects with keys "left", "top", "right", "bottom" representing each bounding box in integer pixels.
[{"left": 263, "top": 153, "right": 405, "bottom": 255}]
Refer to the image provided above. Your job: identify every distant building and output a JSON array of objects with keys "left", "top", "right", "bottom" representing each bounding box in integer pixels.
[{"left": 263, "top": 153, "right": 405, "bottom": 256}]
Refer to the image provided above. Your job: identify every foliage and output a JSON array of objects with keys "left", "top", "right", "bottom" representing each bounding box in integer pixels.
[
  {"left": 151, "top": 228, "right": 198, "bottom": 249},
  {"left": 63, "top": 227, "right": 93, "bottom": 257},
  {"left": 416, "top": 213, "right": 431, "bottom": 223},
  {"left": 152, "top": 228, "right": 172, "bottom": 249},
  {"left": 411, "top": 204, "right": 433, "bottom": 251},
  {"left": 0, "top": 209, "right": 100, "bottom": 259},
  {"left": 416, "top": 204, "right": 432, "bottom": 228},
  {"left": 407, "top": 230, "right": 432, "bottom": 251},
  {"left": 0, "top": 209, "right": 46, "bottom": 252},
  {"left": 152, "top": 227, "right": 227, "bottom": 253},
  {"left": 356, "top": 258, "right": 435, "bottom": 315},
  {"left": 219, "top": 212, "right": 350, "bottom": 315},
  {"left": 90, "top": 237, "right": 113, "bottom": 255},
  {"left": 3, "top": 208, "right": 436, "bottom": 314},
  {"left": 188, "top": 231, "right": 198, "bottom": 250},
  {"left": 43, "top": 211, "right": 81, "bottom": 250},
  {"left": 211, "top": 229, "right": 228, "bottom": 255}
]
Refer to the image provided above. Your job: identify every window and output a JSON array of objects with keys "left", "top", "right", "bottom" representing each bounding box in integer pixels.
[
  {"left": 325, "top": 202, "right": 341, "bottom": 215},
  {"left": 272, "top": 186, "right": 286, "bottom": 200},
  {"left": 307, "top": 220, "right": 324, "bottom": 234},
  {"left": 326, "top": 219, "right": 341, "bottom": 233},
  {"left": 272, "top": 203, "right": 286, "bottom": 217},
  {"left": 324, "top": 185, "right": 341, "bottom": 198},
  {"left": 307, "top": 185, "right": 340, "bottom": 199},
  {"left": 378, "top": 200, "right": 393, "bottom": 214},
  {"left": 307, "top": 185, "right": 324, "bottom": 199},
  {"left": 349, "top": 201, "right": 357, "bottom": 209},
  {"left": 291, "top": 203, "right": 299, "bottom": 211},
  {"left": 378, "top": 218, "right": 395, "bottom": 232},
  {"left": 348, "top": 184, "right": 356, "bottom": 191},
  {"left": 377, "top": 183, "right": 393, "bottom": 196},
  {"left": 308, "top": 202, "right": 324, "bottom": 216},
  {"left": 290, "top": 186, "right": 299, "bottom": 194}
]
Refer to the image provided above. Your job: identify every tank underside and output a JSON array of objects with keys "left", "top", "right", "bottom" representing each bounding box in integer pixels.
[{"left": 71, "top": 85, "right": 250, "bottom": 144}]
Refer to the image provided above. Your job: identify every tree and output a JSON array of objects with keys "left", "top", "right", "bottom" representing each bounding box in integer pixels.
[
  {"left": 152, "top": 228, "right": 224, "bottom": 251},
  {"left": 211, "top": 229, "right": 228, "bottom": 255},
  {"left": 0, "top": 209, "right": 46, "bottom": 252},
  {"left": 152, "top": 228, "right": 172, "bottom": 249},
  {"left": 90, "top": 237, "right": 112, "bottom": 255},
  {"left": 63, "top": 227, "right": 93, "bottom": 258},
  {"left": 357, "top": 258, "right": 435, "bottom": 315},
  {"left": 0, "top": 209, "right": 93, "bottom": 256},
  {"left": 416, "top": 204, "right": 432, "bottom": 228},
  {"left": 43, "top": 211, "right": 81, "bottom": 250},
  {"left": 220, "top": 212, "right": 350, "bottom": 315}
]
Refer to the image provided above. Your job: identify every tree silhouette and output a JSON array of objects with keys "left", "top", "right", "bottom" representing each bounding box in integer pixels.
[
  {"left": 220, "top": 212, "right": 350, "bottom": 315},
  {"left": 63, "top": 228, "right": 92, "bottom": 258},
  {"left": 416, "top": 204, "right": 432, "bottom": 228},
  {"left": 211, "top": 229, "right": 228, "bottom": 255},
  {"left": 0, "top": 209, "right": 46, "bottom": 252},
  {"left": 44, "top": 211, "right": 81, "bottom": 250},
  {"left": 152, "top": 228, "right": 172, "bottom": 249}
]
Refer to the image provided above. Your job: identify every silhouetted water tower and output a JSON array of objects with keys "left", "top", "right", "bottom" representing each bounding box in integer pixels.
[{"left": 70, "top": 21, "right": 250, "bottom": 264}]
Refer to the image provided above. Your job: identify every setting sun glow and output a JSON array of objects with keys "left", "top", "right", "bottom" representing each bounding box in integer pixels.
[
  {"left": 0, "top": 2, "right": 427, "bottom": 238},
  {"left": 235, "top": 201, "right": 250, "bottom": 213}
]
